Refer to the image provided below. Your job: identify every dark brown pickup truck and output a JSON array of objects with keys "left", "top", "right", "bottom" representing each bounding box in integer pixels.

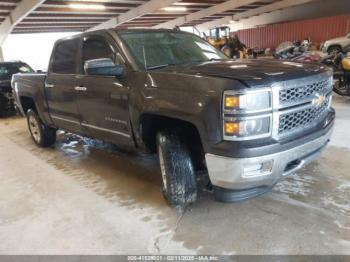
[{"left": 12, "top": 28, "right": 335, "bottom": 207}]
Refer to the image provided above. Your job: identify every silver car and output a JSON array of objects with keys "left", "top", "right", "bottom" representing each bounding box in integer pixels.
[{"left": 322, "top": 33, "right": 350, "bottom": 54}]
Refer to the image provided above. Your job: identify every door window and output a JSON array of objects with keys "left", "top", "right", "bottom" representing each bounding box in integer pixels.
[
  {"left": 51, "top": 38, "right": 79, "bottom": 74},
  {"left": 82, "top": 37, "right": 122, "bottom": 68}
]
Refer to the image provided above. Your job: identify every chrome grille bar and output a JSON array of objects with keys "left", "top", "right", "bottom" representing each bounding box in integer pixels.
[{"left": 271, "top": 71, "right": 333, "bottom": 139}]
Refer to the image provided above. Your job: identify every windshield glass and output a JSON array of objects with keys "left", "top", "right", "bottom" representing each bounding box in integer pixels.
[
  {"left": 0, "top": 63, "right": 34, "bottom": 79},
  {"left": 118, "top": 31, "right": 228, "bottom": 70}
]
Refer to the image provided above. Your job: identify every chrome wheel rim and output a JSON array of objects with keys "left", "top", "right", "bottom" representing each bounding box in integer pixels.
[
  {"left": 29, "top": 115, "right": 41, "bottom": 143},
  {"left": 158, "top": 145, "right": 168, "bottom": 192}
]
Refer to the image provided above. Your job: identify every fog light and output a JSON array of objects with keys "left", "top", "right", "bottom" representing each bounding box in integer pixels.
[{"left": 242, "top": 160, "right": 274, "bottom": 178}]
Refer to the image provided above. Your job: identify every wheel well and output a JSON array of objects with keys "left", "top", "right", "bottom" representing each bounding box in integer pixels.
[
  {"left": 328, "top": 45, "right": 342, "bottom": 52},
  {"left": 140, "top": 114, "right": 205, "bottom": 170},
  {"left": 20, "top": 96, "right": 36, "bottom": 115}
]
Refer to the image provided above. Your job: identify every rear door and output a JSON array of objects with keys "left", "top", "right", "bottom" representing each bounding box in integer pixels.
[
  {"left": 75, "top": 34, "right": 134, "bottom": 147},
  {"left": 45, "top": 37, "right": 83, "bottom": 133}
]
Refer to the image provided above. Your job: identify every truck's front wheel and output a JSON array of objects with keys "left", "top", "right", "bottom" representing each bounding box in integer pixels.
[
  {"left": 27, "top": 109, "right": 56, "bottom": 147},
  {"left": 157, "top": 130, "right": 197, "bottom": 207}
]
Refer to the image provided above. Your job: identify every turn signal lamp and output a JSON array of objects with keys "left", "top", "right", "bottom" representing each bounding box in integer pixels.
[
  {"left": 224, "top": 122, "right": 240, "bottom": 135},
  {"left": 225, "top": 95, "right": 240, "bottom": 109}
]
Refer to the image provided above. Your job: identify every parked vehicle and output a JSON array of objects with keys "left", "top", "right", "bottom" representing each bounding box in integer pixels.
[
  {"left": 273, "top": 40, "right": 320, "bottom": 63},
  {"left": 0, "top": 61, "right": 34, "bottom": 116},
  {"left": 207, "top": 26, "right": 247, "bottom": 58},
  {"left": 321, "top": 51, "right": 350, "bottom": 96},
  {"left": 321, "top": 33, "right": 350, "bottom": 54},
  {"left": 12, "top": 29, "right": 335, "bottom": 207}
]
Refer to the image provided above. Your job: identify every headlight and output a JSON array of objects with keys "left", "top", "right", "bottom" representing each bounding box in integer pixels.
[
  {"left": 224, "top": 89, "right": 272, "bottom": 113},
  {"left": 223, "top": 89, "right": 272, "bottom": 141},
  {"left": 224, "top": 116, "right": 271, "bottom": 140}
]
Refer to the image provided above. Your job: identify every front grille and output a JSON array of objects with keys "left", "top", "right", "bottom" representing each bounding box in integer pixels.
[
  {"left": 279, "top": 77, "right": 332, "bottom": 107},
  {"left": 278, "top": 96, "right": 330, "bottom": 137},
  {"left": 275, "top": 73, "right": 332, "bottom": 138}
]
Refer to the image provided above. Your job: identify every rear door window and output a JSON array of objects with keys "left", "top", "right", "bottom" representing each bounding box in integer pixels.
[{"left": 51, "top": 38, "right": 80, "bottom": 74}]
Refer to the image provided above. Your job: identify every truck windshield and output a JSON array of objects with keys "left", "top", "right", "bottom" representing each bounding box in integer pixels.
[
  {"left": 0, "top": 63, "right": 34, "bottom": 80},
  {"left": 118, "top": 31, "right": 228, "bottom": 70}
]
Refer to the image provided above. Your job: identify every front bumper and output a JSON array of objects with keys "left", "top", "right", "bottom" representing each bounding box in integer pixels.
[{"left": 205, "top": 126, "right": 333, "bottom": 192}]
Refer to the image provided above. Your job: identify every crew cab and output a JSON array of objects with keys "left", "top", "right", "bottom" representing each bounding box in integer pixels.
[{"left": 12, "top": 29, "right": 335, "bottom": 207}]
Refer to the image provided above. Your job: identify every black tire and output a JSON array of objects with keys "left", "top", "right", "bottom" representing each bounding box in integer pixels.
[
  {"left": 0, "top": 94, "right": 9, "bottom": 117},
  {"left": 221, "top": 45, "right": 233, "bottom": 58},
  {"left": 26, "top": 109, "right": 56, "bottom": 147},
  {"left": 157, "top": 130, "right": 197, "bottom": 207},
  {"left": 328, "top": 46, "right": 341, "bottom": 55},
  {"left": 333, "top": 75, "right": 350, "bottom": 96}
]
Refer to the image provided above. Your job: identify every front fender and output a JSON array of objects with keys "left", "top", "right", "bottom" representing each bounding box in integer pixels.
[{"left": 129, "top": 72, "right": 244, "bottom": 153}]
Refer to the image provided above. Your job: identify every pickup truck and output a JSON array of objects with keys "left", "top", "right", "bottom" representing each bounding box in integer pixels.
[{"left": 12, "top": 29, "right": 335, "bottom": 207}]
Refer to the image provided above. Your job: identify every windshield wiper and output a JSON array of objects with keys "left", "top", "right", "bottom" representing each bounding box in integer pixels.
[{"left": 147, "top": 64, "right": 176, "bottom": 70}]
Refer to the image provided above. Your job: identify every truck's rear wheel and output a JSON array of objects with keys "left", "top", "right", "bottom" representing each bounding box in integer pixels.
[
  {"left": 156, "top": 130, "right": 197, "bottom": 207},
  {"left": 27, "top": 109, "right": 56, "bottom": 147}
]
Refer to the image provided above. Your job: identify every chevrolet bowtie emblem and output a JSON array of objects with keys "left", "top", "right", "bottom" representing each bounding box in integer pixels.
[{"left": 312, "top": 93, "right": 326, "bottom": 107}]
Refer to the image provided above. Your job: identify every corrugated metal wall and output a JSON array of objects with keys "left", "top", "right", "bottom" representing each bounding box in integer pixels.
[{"left": 235, "top": 15, "right": 350, "bottom": 49}]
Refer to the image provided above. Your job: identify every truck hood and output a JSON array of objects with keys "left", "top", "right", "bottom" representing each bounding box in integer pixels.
[
  {"left": 326, "top": 36, "right": 347, "bottom": 43},
  {"left": 160, "top": 59, "right": 328, "bottom": 86}
]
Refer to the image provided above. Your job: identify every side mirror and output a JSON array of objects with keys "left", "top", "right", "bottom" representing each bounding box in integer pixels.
[{"left": 84, "top": 58, "right": 124, "bottom": 77}]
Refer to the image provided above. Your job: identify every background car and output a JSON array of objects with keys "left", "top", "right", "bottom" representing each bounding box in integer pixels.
[
  {"left": 0, "top": 61, "right": 34, "bottom": 116},
  {"left": 321, "top": 33, "right": 350, "bottom": 54}
]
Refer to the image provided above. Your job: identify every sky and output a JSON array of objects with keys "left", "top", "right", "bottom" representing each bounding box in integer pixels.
[{"left": 2, "top": 32, "right": 80, "bottom": 71}]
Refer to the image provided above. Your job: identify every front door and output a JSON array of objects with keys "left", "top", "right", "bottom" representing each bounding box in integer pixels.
[
  {"left": 75, "top": 34, "right": 134, "bottom": 148},
  {"left": 45, "top": 37, "right": 83, "bottom": 133}
]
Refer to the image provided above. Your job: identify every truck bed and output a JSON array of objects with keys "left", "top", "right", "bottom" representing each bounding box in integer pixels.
[{"left": 12, "top": 73, "right": 49, "bottom": 121}]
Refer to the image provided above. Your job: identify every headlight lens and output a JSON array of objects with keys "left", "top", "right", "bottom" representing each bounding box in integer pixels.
[
  {"left": 224, "top": 116, "right": 271, "bottom": 139},
  {"left": 223, "top": 89, "right": 272, "bottom": 141},
  {"left": 224, "top": 90, "right": 271, "bottom": 113}
]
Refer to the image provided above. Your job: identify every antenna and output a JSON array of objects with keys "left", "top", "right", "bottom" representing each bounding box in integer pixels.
[{"left": 142, "top": 46, "right": 147, "bottom": 71}]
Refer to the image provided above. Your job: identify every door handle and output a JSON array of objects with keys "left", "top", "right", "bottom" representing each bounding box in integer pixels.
[
  {"left": 45, "top": 83, "right": 54, "bottom": 88},
  {"left": 74, "top": 86, "right": 87, "bottom": 92}
]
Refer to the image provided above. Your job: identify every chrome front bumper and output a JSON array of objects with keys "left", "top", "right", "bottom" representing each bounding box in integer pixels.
[{"left": 205, "top": 127, "right": 333, "bottom": 190}]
